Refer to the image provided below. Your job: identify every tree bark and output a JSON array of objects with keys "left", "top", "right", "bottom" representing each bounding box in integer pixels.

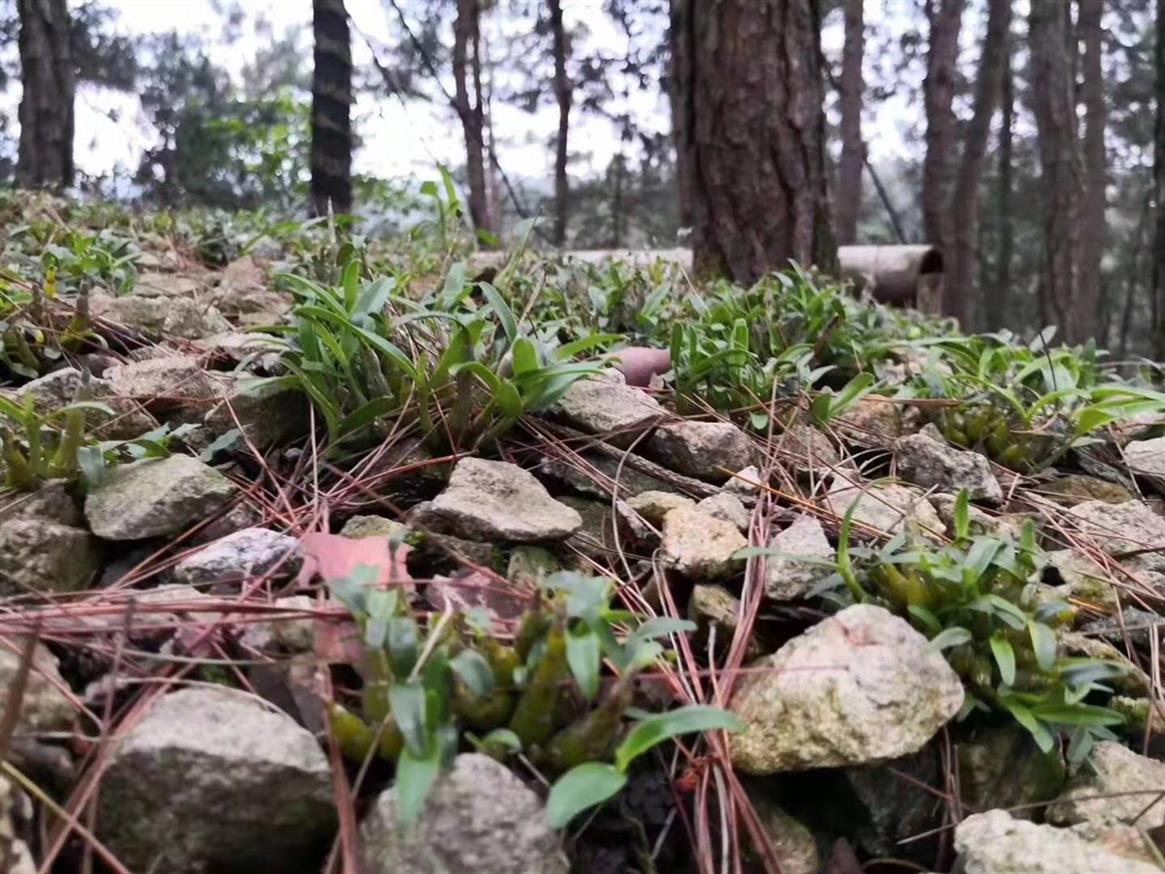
[
  {"left": 16, "top": 0, "right": 74, "bottom": 189},
  {"left": 1029, "top": 0, "right": 1088, "bottom": 343},
  {"left": 310, "top": 0, "right": 353, "bottom": 217},
  {"left": 921, "top": 0, "right": 962, "bottom": 259},
  {"left": 673, "top": 0, "right": 837, "bottom": 283},
  {"left": 985, "top": 41, "right": 1014, "bottom": 332},
  {"left": 1155, "top": 0, "right": 1165, "bottom": 357},
  {"left": 835, "top": 0, "right": 865, "bottom": 245},
  {"left": 549, "top": 0, "right": 571, "bottom": 246},
  {"left": 453, "top": 0, "right": 497, "bottom": 240},
  {"left": 1078, "top": 0, "right": 1106, "bottom": 343},
  {"left": 946, "top": 0, "right": 1012, "bottom": 327}
]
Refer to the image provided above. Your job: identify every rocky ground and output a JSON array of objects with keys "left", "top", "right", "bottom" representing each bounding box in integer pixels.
[{"left": 4, "top": 195, "right": 1165, "bottom": 873}]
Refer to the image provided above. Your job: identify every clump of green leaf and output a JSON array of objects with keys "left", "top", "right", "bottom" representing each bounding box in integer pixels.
[
  {"left": 838, "top": 491, "right": 1127, "bottom": 760},
  {"left": 325, "top": 567, "right": 741, "bottom": 828}
]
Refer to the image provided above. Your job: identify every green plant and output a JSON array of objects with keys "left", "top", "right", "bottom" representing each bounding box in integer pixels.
[
  {"left": 836, "top": 491, "right": 1127, "bottom": 759},
  {"left": 326, "top": 567, "right": 741, "bottom": 827}
]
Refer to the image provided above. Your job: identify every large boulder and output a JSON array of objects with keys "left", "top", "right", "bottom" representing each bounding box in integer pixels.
[
  {"left": 894, "top": 424, "right": 1002, "bottom": 503},
  {"left": 1046, "top": 741, "right": 1165, "bottom": 829},
  {"left": 85, "top": 455, "right": 237, "bottom": 541},
  {"left": 172, "top": 527, "right": 302, "bottom": 588},
  {"left": 0, "top": 520, "right": 100, "bottom": 596},
  {"left": 412, "top": 458, "right": 582, "bottom": 543},
  {"left": 0, "top": 641, "right": 74, "bottom": 733},
  {"left": 361, "top": 753, "right": 568, "bottom": 874},
  {"left": 551, "top": 374, "right": 663, "bottom": 446},
  {"left": 661, "top": 505, "right": 747, "bottom": 579},
  {"left": 729, "top": 605, "right": 963, "bottom": 773},
  {"left": 646, "top": 420, "right": 753, "bottom": 482},
  {"left": 953, "top": 809, "right": 1160, "bottom": 874},
  {"left": 98, "top": 687, "right": 336, "bottom": 874},
  {"left": 764, "top": 515, "right": 835, "bottom": 601}
]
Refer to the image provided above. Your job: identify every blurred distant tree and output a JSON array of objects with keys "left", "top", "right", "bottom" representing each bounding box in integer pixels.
[
  {"left": 835, "top": 0, "right": 864, "bottom": 244},
  {"left": 310, "top": 0, "right": 353, "bottom": 215},
  {"left": 16, "top": 0, "right": 74, "bottom": 187}
]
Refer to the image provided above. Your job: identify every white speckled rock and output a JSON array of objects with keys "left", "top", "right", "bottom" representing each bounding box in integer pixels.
[
  {"left": 172, "top": 527, "right": 301, "bottom": 587},
  {"left": 827, "top": 478, "right": 946, "bottom": 540},
  {"left": 895, "top": 424, "right": 1002, "bottom": 503},
  {"left": 729, "top": 605, "right": 963, "bottom": 772},
  {"left": 661, "top": 505, "right": 747, "bottom": 579},
  {"left": 763, "top": 515, "right": 835, "bottom": 601},
  {"left": 1124, "top": 435, "right": 1165, "bottom": 478},
  {"left": 551, "top": 374, "right": 663, "bottom": 446},
  {"left": 1046, "top": 742, "right": 1165, "bottom": 829},
  {"left": 646, "top": 420, "right": 753, "bottom": 481},
  {"left": 0, "top": 520, "right": 100, "bottom": 595}
]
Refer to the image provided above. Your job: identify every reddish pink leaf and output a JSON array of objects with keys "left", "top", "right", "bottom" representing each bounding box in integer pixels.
[{"left": 297, "top": 532, "right": 412, "bottom": 589}]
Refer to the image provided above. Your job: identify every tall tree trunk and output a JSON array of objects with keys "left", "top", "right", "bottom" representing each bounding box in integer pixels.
[
  {"left": 835, "top": 0, "right": 865, "bottom": 245},
  {"left": 453, "top": 0, "right": 496, "bottom": 240},
  {"left": 986, "top": 42, "right": 1014, "bottom": 332},
  {"left": 310, "top": 0, "right": 353, "bottom": 217},
  {"left": 549, "top": 0, "right": 571, "bottom": 246},
  {"left": 673, "top": 0, "right": 836, "bottom": 283},
  {"left": 1078, "top": 0, "right": 1106, "bottom": 343},
  {"left": 668, "top": 2, "right": 693, "bottom": 229},
  {"left": 1029, "top": 0, "right": 1087, "bottom": 342},
  {"left": 1155, "top": 0, "right": 1165, "bottom": 357},
  {"left": 922, "top": 0, "right": 962, "bottom": 259},
  {"left": 947, "top": 0, "right": 1012, "bottom": 327},
  {"left": 16, "top": 0, "right": 74, "bottom": 188}
]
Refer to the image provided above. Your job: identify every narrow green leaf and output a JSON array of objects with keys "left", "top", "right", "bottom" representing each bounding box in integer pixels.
[
  {"left": 566, "top": 625, "right": 601, "bottom": 701},
  {"left": 450, "top": 649, "right": 494, "bottom": 698},
  {"left": 990, "top": 634, "right": 1017, "bottom": 686},
  {"left": 546, "top": 763, "right": 627, "bottom": 829},
  {"left": 1028, "top": 620, "right": 1057, "bottom": 672},
  {"left": 388, "top": 683, "right": 429, "bottom": 757},
  {"left": 1001, "top": 699, "right": 1056, "bottom": 753},
  {"left": 394, "top": 742, "right": 442, "bottom": 826},
  {"left": 928, "top": 626, "right": 972, "bottom": 652},
  {"left": 614, "top": 705, "right": 744, "bottom": 772}
]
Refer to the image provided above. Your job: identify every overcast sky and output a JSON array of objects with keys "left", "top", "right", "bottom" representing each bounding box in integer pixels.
[{"left": 6, "top": 1, "right": 932, "bottom": 186}]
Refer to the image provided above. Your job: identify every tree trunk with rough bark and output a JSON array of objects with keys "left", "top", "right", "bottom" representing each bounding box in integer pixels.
[
  {"left": 672, "top": 0, "right": 836, "bottom": 283},
  {"left": 835, "top": 0, "right": 865, "bottom": 245},
  {"left": 1029, "top": 0, "right": 1088, "bottom": 342},
  {"left": 310, "top": 0, "right": 353, "bottom": 217},
  {"left": 549, "top": 0, "right": 571, "bottom": 246},
  {"left": 454, "top": 0, "right": 497, "bottom": 240},
  {"left": 985, "top": 42, "right": 1014, "bottom": 332},
  {"left": 1078, "top": 0, "right": 1106, "bottom": 344},
  {"left": 16, "top": 0, "right": 74, "bottom": 188},
  {"left": 946, "top": 0, "right": 1012, "bottom": 328},
  {"left": 1155, "top": 0, "right": 1165, "bottom": 357},
  {"left": 922, "top": 0, "right": 962, "bottom": 260}
]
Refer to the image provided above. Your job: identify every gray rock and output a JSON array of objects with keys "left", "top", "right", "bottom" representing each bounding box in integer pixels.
[
  {"left": 722, "top": 464, "right": 763, "bottom": 502},
  {"left": 106, "top": 356, "right": 217, "bottom": 411},
  {"left": 689, "top": 584, "right": 763, "bottom": 660},
  {"left": 827, "top": 478, "right": 946, "bottom": 540},
  {"left": 1047, "top": 741, "right": 1165, "bottom": 829},
  {"left": 625, "top": 490, "right": 695, "bottom": 526},
  {"left": 1037, "top": 474, "right": 1134, "bottom": 506},
  {"left": 551, "top": 374, "right": 663, "bottom": 445},
  {"left": 953, "top": 809, "right": 1160, "bottom": 874},
  {"left": 0, "top": 520, "right": 100, "bottom": 595},
  {"left": 340, "top": 515, "right": 410, "bottom": 541},
  {"left": 204, "top": 377, "right": 310, "bottom": 447},
  {"left": 172, "top": 527, "right": 301, "bottom": 587},
  {"left": 646, "top": 419, "right": 753, "bottom": 482},
  {"left": 240, "top": 596, "right": 316, "bottom": 653},
  {"left": 537, "top": 451, "right": 677, "bottom": 499},
  {"left": 0, "top": 480, "right": 80, "bottom": 526},
  {"left": 0, "top": 776, "right": 34, "bottom": 874},
  {"left": 85, "top": 455, "right": 237, "bottom": 540},
  {"left": 834, "top": 398, "right": 903, "bottom": 447},
  {"left": 1068, "top": 500, "right": 1165, "bottom": 575},
  {"left": 0, "top": 641, "right": 74, "bottom": 733},
  {"left": 729, "top": 604, "right": 963, "bottom": 773},
  {"left": 763, "top": 515, "right": 835, "bottom": 601},
  {"left": 12, "top": 367, "right": 158, "bottom": 440},
  {"left": 558, "top": 495, "right": 651, "bottom": 560},
  {"left": 931, "top": 492, "right": 1030, "bottom": 540},
  {"left": 414, "top": 458, "right": 582, "bottom": 542},
  {"left": 749, "top": 796, "right": 819, "bottom": 874},
  {"left": 842, "top": 746, "right": 944, "bottom": 861},
  {"left": 1043, "top": 549, "right": 1121, "bottom": 614},
  {"left": 361, "top": 752, "right": 568, "bottom": 874},
  {"left": 958, "top": 727, "right": 1066, "bottom": 821},
  {"left": 1124, "top": 436, "right": 1165, "bottom": 478},
  {"left": 98, "top": 687, "right": 336, "bottom": 874},
  {"left": 134, "top": 272, "right": 205, "bottom": 298},
  {"left": 661, "top": 505, "right": 747, "bottom": 579},
  {"left": 895, "top": 424, "right": 1003, "bottom": 503},
  {"left": 696, "top": 492, "right": 751, "bottom": 531},
  {"left": 777, "top": 423, "right": 840, "bottom": 469},
  {"left": 91, "top": 293, "right": 231, "bottom": 340}
]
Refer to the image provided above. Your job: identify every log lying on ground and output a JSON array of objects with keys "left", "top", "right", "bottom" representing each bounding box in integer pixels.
[{"left": 468, "top": 245, "right": 944, "bottom": 314}]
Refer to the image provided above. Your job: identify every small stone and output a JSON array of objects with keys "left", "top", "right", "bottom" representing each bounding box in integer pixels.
[
  {"left": 361, "top": 753, "right": 568, "bottom": 874},
  {"left": 106, "top": 356, "right": 217, "bottom": 412},
  {"left": 98, "top": 687, "right": 336, "bottom": 874},
  {"left": 1068, "top": 500, "right": 1165, "bottom": 575},
  {"left": 696, "top": 492, "right": 751, "bottom": 531},
  {"left": 958, "top": 727, "right": 1066, "bottom": 821},
  {"left": 827, "top": 478, "right": 946, "bottom": 540},
  {"left": 763, "top": 515, "right": 835, "bottom": 601},
  {"left": 558, "top": 495, "right": 651, "bottom": 560},
  {"left": 414, "top": 458, "right": 582, "bottom": 542},
  {"left": 340, "top": 515, "right": 409, "bottom": 542},
  {"left": 748, "top": 796, "right": 819, "bottom": 874},
  {"left": 1125, "top": 436, "right": 1165, "bottom": 478},
  {"left": 85, "top": 455, "right": 236, "bottom": 541},
  {"left": 0, "top": 775, "right": 35, "bottom": 874},
  {"left": 240, "top": 596, "right": 316, "bottom": 653},
  {"left": 722, "top": 465, "right": 763, "bottom": 501},
  {"left": 0, "top": 480, "right": 81, "bottom": 526},
  {"left": 689, "top": 584, "right": 763, "bottom": 660},
  {"left": 204, "top": 377, "right": 310, "bottom": 447},
  {"left": 953, "top": 809, "right": 1160, "bottom": 874},
  {"left": 661, "top": 505, "right": 747, "bottom": 579},
  {"left": 834, "top": 397, "right": 903, "bottom": 447},
  {"left": 625, "top": 490, "right": 696, "bottom": 526},
  {"left": 895, "top": 423, "right": 1002, "bottom": 503},
  {"left": 729, "top": 604, "right": 963, "bottom": 773},
  {"left": 646, "top": 419, "right": 753, "bottom": 482},
  {"left": 0, "top": 520, "right": 100, "bottom": 596},
  {"left": 0, "top": 641, "right": 74, "bottom": 734},
  {"left": 931, "top": 493, "right": 1030, "bottom": 540},
  {"left": 538, "top": 452, "right": 676, "bottom": 499},
  {"left": 91, "top": 293, "right": 231, "bottom": 340},
  {"left": 777, "top": 422, "right": 840, "bottom": 469},
  {"left": 1037, "top": 474, "right": 1133, "bottom": 506},
  {"left": 1047, "top": 742, "right": 1165, "bottom": 829},
  {"left": 551, "top": 374, "right": 663, "bottom": 446},
  {"left": 1044, "top": 550, "right": 1120, "bottom": 614},
  {"left": 12, "top": 367, "right": 158, "bottom": 440},
  {"left": 172, "top": 527, "right": 302, "bottom": 587},
  {"left": 134, "top": 272, "right": 204, "bottom": 298}
]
